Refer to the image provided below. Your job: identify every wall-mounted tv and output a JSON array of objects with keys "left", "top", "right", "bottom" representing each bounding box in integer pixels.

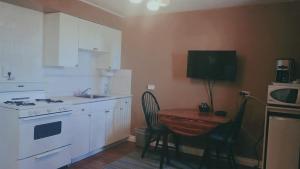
[{"left": 187, "top": 50, "right": 237, "bottom": 81}]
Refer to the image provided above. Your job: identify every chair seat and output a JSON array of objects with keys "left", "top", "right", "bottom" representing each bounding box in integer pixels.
[
  {"left": 146, "top": 123, "right": 170, "bottom": 134},
  {"left": 208, "top": 122, "right": 235, "bottom": 143},
  {"left": 209, "top": 132, "right": 234, "bottom": 143}
]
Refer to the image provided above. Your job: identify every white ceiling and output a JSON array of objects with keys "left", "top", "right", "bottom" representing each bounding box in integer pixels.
[{"left": 80, "top": 0, "right": 294, "bottom": 17}]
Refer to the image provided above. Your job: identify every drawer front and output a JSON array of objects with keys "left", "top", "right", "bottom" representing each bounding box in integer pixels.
[
  {"left": 92, "top": 100, "right": 116, "bottom": 112},
  {"left": 18, "top": 146, "right": 71, "bottom": 169}
]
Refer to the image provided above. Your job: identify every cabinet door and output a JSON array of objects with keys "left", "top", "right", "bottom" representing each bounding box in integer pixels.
[
  {"left": 58, "top": 13, "right": 79, "bottom": 67},
  {"left": 89, "top": 109, "right": 106, "bottom": 151},
  {"left": 105, "top": 108, "right": 114, "bottom": 145},
  {"left": 124, "top": 98, "right": 132, "bottom": 137},
  {"left": 109, "top": 28, "right": 122, "bottom": 69},
  {"left": 44, "top": 13, "right": 79, "bottom": 67},
  {"left": 71, "top": 106, "right": 90, "bottom": 159},
  {"left": 95, "top": 26, "right": 109, "bottom": 52},
  {"left": 112, "top": 99, "right": 122, "bottom": 142},
  {"left": 78, "top": 19, "right": 98, "bottom": 51}
]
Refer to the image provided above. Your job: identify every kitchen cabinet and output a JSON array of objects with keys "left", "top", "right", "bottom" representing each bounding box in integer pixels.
[
  {"left": 44, "top": 13, "right": 79, "bottom": 67},
  {"left": 44, "top": 12, "right": 121, "bottom": 69},
  {"left": 71, "top": 97, "right": 131, "bottom": 160},
  {"left": 90, "top": 102, "right": 110, "bottom": 151},
  {"left": 111, "top": 97, "right": 132, "bottom": 143},
  {"left": 78, "top": 19, "right": 108, "bottom": 53},
  {"left": 71, "top": 100, "right": 115, "bottom": 160},
  {"left": 71, "top": 105, "right": 90, "bottom": 158},
  {"left": 105, "top": 106, "right": 114, "bottom": 145},
  {"left": 96, "top": 26, "right": 122, "bottom": 69}
]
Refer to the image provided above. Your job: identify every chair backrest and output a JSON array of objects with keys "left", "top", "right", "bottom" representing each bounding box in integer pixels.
[
  {"left": 230, "top": 96, "right": 249, "bottom": 140},
  {"left": 141, "top": 91, "right": 160, "bottom": 130}
]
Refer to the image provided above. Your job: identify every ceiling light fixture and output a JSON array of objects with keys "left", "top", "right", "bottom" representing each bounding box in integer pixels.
[
  {"left": 129, "top": 0, "right": 170, "bottom": 11},
  {"left": 147, "top": 0, "right": 160, "bottom": 11},
  {"left": 159, "top": 0, "right": 170, "bottom": 7},
  {"left": 129, "top": 0, "right": 143, "bottom": 4}
]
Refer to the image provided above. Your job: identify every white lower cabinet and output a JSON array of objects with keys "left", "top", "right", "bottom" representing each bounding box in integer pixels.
[
  {"left": 71, "top": 98, "right": 131, "bottom": 161},
  {"left": 71, "top": 105, "right": 91, "bottom": 159},
  {"left": 111, "top": 98, "right": 132, "bottom": 143}
]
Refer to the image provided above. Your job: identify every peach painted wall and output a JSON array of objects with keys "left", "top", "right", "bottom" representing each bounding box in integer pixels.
[{"left": 122, "top": 2, "right": 300, "bottom": 157}]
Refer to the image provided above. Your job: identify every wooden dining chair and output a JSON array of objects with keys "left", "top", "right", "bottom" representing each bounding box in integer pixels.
[
  {"left": 141, "top": 91, "right": 170, "bottom": 159},
  {"left": 200, "top": 96, "right": 249, "bottom": 169}
]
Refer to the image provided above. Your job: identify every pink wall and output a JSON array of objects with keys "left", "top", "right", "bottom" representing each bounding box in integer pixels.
[{"left": 122, "top": 2, "right": 300, "bottom": 157}]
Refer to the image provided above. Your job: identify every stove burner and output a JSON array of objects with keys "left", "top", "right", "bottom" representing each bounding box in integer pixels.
[
  {"left": 4, "top": 101, "right": 35, "bottom": 106},
  {"left": 35, "top": 99, "right": 64, "bottom": 103}
]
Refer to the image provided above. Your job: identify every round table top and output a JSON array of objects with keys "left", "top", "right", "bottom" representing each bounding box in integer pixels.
[{"left": 158, "top": 109, "right": 230, "bottom": 136}]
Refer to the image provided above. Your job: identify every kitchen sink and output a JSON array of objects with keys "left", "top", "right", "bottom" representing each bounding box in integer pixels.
[{"left": 76, "top": 95, "right": 109, "bottom": 99}]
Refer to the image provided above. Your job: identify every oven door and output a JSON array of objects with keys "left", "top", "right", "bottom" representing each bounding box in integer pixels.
[
  {"left": 18, "top": 111, "right": 72, "bottom": 159},
  {"left": 268, "top": 86, "right": 300, "bottom": 106}
]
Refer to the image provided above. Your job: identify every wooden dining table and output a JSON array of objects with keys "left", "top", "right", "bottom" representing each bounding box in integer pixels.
[
  {"left": 157, "top": 109, "right": 230, "bottom": 169},
  {"left": 159, "top": 109, "right": 230, "bottom": 136}
]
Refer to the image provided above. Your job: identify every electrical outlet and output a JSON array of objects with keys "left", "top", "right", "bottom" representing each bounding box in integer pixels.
[
  {"left": 240, "top": 90, "right": 250, "bottom": 96},
  {"left": 147, "top": 84, "right": 155, "bottom": 90}
]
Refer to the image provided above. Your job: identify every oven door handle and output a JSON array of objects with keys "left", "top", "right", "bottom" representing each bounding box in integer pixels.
[
  {"left": 20, "top": 111, "right": 72, "bottom": 121},
  {"left": 34, "top": 148, "right": 63, "bottom": 159}
]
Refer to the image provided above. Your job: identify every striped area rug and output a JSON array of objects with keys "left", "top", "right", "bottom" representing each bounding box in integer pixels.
[{"left": 103, "top": 151, "right": 199, "bottom": 169}]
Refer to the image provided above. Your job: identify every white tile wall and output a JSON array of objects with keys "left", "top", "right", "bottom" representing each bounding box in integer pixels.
[
  {"left": 44, "top": 50, "right": 102, "bottom": 97},
  {"left": 0, "top": 1, "right": 43, "bottom": 82}
]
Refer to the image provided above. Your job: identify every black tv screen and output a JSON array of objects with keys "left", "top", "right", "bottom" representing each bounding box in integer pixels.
[{"left": 187, "top": 50, "right": 237, "bottom": 81}]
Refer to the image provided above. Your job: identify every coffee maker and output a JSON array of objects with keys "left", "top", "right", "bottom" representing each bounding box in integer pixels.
[{"left": 276, "top": 59, "right": 296, "bottom": 83}]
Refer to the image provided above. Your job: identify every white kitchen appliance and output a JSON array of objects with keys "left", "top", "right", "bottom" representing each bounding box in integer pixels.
[
  {"left": 0, "top": 82, "right": 72, "bottom": 169},
  {"left": 263, "top": 83, "right": 300, "bottom": 169},
  {"left": 267, "top": 82, "right": 300, "bottom": 107}
]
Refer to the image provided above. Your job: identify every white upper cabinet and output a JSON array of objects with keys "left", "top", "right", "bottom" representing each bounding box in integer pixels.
[
  {"left": 43, "top": 13, "right": 79, "bottom": 67},
  {"left": 43, "top": 12, "right": 121, "bottom": 69},
  {"left": 78, "top": 19, "right": 108, "bottom": 53},
  {"left": 96, "top": 26, "right": 121, "bottom": 69}
]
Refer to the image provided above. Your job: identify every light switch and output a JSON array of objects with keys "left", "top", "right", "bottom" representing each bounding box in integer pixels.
[
  {"left": 147, "top": 84, "right": 155, "bottom": 90},
  {"left": 1, "top": 65, "right": 11, "bottom": 77}
]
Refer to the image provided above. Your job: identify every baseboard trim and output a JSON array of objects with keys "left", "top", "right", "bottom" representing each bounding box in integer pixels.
[
  {"left": 127, "top": 135, "right": 136, "bottom": 142},
  {"left": 128, "top": 135, "right": 261, "bottom": 168}
]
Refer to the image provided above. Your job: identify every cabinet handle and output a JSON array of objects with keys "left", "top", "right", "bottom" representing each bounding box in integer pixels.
[
  {"left": 105, "top": 110, "right": 110, "bottom": 113},
  {"left": 81, "top": 109, "right": 85, "bottom": 111},
  {"left": 88, "top": 114, "right": 91, "bottom": 117}
]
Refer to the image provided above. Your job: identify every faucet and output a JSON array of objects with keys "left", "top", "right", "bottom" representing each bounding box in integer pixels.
[{"left": 80, "top": 88, "right": 91, "bottom": 96}]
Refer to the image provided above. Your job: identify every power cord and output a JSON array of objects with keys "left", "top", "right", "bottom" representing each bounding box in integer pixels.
[{"left": 240, "top": 91, "right": 266, "bottom": 169}]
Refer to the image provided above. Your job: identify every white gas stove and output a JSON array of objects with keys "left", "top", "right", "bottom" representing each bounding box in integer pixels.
[
  {"left": 0, "top": 82, "right": 72, "bottom": 169},
  {"left": 0, "top": 99, "right": 71, "bottom": 118}
]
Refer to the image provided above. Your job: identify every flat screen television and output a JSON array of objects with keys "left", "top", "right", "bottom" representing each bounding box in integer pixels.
[{"left": 187, "top": 50, "right": 237, "bottom": 81}]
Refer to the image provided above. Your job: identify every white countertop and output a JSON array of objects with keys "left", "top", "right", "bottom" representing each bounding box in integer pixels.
[{"left": 53, "top": 95, "right": 132, "bottom": 105}]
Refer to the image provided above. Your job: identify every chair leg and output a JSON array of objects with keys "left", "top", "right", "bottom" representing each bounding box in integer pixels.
[
  {"left": 154, "top": 135, "right": 161, "bottom": 152},
  {"left": 160, "top": 133, "right": 168, "bottom": 169},
  {"left": 215, "top": 144, "right": 221, "bottom": 169},
  {"left": 229, "top": 146, "right": 238, "bottom": 169},
  {"left": 199, "top": 144, "right": 210, "bottom": 169},
  {"left": 175, "top": 135, "right": 181, "bottom": 159},
  {"left": 141, "top": 132, "right": 153, "bottom": 158}
]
